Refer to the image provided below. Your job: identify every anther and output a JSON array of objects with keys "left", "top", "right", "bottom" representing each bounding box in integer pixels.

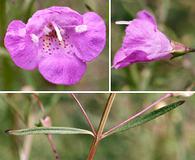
[
  {"left": 75, "top": 25, "right": 88, "bottom": 33},
  {"left": 115, "top": 21, "right": 131, "bottom": 25},
  {"left": 31, "top": 34, "right": 39, "bottom": 43}
]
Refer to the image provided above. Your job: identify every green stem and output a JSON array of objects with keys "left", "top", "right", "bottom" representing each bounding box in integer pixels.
[
  {"left": 0, "top": 0, "right": 6, "bottom": 45},
  {"left": 124, "top": 67, "right": 137, "bottom": 90}
]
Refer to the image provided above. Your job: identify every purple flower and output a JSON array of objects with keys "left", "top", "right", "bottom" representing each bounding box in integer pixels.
[
  {"left": 4, "top": 6, "right": 106, "bottom": 85},
  {"left": 113, "top": 10, "right": 172, "bottom": 69}
]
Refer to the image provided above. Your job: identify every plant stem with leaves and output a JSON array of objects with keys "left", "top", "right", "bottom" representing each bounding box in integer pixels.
[
  {"left": 103, "top": 93, "right": 173, "bottom": 138},
  {"left": 5, "top": 93, "right": 187, "bottom": 160}
]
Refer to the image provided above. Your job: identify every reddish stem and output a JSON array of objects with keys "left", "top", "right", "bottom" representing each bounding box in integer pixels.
[
  {"left": 47, "top": 134, "right": 60, "bottom": 160},
  {"left": 32, "top": 94, "right": 45, "bottom": 114},
  {"left": 32, "top": 94, "right": 60, "bottom": 160},
  {"left": 102, "top": 93, "right": 173, "bottom": 138},
  {"left": 71, "top": 93, "right": 96, "bottom": 135},
  {"left": 87, "top": 93, "right": 116, "bottom": 160}
]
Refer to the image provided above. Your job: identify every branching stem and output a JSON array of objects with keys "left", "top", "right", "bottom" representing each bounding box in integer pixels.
[
  {"left": 71, "top": 94, "right": 96, "bottom": 135},
  {"left": 102, "top": 93, "right": 173, "bottom": 138},
  {"left": 87, "top": 93, "right": 116, "bottom": 160}
]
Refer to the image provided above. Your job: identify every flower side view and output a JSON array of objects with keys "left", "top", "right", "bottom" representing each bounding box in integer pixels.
[
  {"left": 4, "top": 6, "right": 106, "bottom": 85},
  {"left": 113, "top": 10, "right": 193, "bottom": 69}
]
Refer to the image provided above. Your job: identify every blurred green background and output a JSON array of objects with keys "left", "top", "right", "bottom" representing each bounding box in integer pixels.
[
  {"left": 112, "top": 0, "right": 195, "bottom": 91},
  {"left": 0, "top": 0, "right": 109, "bottom": 91},
  {"left": 0, "top": 93, "right": 194, "bottom": 160}
]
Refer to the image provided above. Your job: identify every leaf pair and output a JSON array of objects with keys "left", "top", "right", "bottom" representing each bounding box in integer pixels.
[{"left": 6, "top": 100, "right": 185, "bottom": 138}]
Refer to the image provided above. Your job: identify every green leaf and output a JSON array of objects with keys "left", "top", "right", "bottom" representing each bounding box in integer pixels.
[
  {"left": 6, "top": 127, "right": 94, "bottom": 136},
  {"left": 0, "top": 0, "right": 6, "bottom": 42},
  {"left": 111, "top": 100, "right": 185, "bottom": 135}
]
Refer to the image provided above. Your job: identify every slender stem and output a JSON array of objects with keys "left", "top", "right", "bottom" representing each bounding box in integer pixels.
[
  {"left": 188, "top": 48, "right": 195, "bottom": 53},
  {"left": 71, "top": 93, "right": 96, "bottom": 135},
  {"left": 124, "top": 67, "right": 137, "bottom": 90},
  {"left": 32, "top": 94, "right": 45, "bottom": 114},
  {"left": 102, "top": 93, "right": 173, "bottom": 138},
  {"left": 87, "top": 93, "right": 116, "bottom": 160},
  {"left": 47, "top": 134, "right": 60, "bottom": 160},
  {"left": 32, "top": 94, "right": 60, "bottom": 160}
]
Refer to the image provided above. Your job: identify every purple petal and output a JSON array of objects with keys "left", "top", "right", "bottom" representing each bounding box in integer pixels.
[
  {"left": 4, "top": 20, "right": 38, "bottom": 70},
  {"left": 71, "top": 12, "right": 106, "bottom": 62},
  {"left": 26, "top": 6, "right": 83, "bottom": 35},
  {"left": 113, "top": 48, "right": 127, "bottom": 68},
  {"left": 121, "top": 18, "right": 172, "bottom": 60},
  {"left": 136, "top": 10, "right": 157, "bottom": 27},
  {"left": 38, "top": 54, "right": 87, "bottom": 85},
  {"left": 113, "top": 10, "right": 173, "bottom": 68},
  {"left": 124, "top": 19, "right": 156, "bottom": 47},
  {"left": 113, "top": 49, "right": 148, "bottom": 69}
]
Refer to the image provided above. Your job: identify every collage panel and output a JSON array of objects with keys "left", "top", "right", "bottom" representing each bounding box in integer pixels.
[
  {"left": 0, "top": 0, "right": 109, "bottom": 91},
  {"left": 0, "top": 93, "right": 195, "bottom": 159},
  {"left": 0, "top": 1, "right": 195, "bottom": 160},
  {"left": 111, "top": 0, "right": 195, "bottom": 91}
]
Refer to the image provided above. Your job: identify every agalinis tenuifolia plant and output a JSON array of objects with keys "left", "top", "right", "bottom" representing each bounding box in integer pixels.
[
  {"left": 113, "top": 10, "right": 195, "bottom": 69},
  {"left": 4, "top": 6, "right": 106, "bottom": 85},
  {"left": 5, "top": 93, "right": 193, "bottom": 160}
]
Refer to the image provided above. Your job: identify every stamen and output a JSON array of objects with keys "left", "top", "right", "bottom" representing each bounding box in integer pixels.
[
  {"left": 31, "top": 34, "right": 39, "bottom": 43},
  {"left": 75, "top": 25, "right": 88, "bottom": 33},
  {"left": 44, "top": 26, "right": 52, "bottom": 35},
  {"left": 115, "top": 21, "right": 131, "bottom": 25},
  {"left": 52, "top": 22, "right": 63, "bottom": 42}
]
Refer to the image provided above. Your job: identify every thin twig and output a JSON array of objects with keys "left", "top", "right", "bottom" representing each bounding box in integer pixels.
[
  {"left": 188, "top": 48, "right": 195, "bottom": 53},
  {"left": 32, "top": 94, "right": 45, "bottom": 114},
  {"left": 41, "top": 117, "right": 60, "bottom": 160},
  {"left": 32, "top": 94, "right": 60, "bottom": 160},
  {"left": 102, "top": 93, "right": 173, "bottom": 138},
  {"left": 71, "top": 93, "right": 96, "bottom": 135},
  {"left": 87, "top": 93, "right": 116, "bottom": 160}
]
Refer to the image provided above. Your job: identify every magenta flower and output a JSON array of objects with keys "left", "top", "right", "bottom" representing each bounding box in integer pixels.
[
  {"left": 113, "top": 10, "right": 173, "bottom": 69},
  {"left": 4, "top": 6, "right": 106, "bottom": 85}
]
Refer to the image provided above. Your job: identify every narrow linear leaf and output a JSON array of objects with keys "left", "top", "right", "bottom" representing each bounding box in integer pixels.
[
  {"left": 0, "top": 0, "right": 6, "bottom": 44},
  {"left": 85, "top": 4, "right": 94, "bottom": 11},
  {"left": 111, "top": 100, "right": 185, "bottom": 135},
  {"left": 6, "top": 127, "right": 94, "bottom": 136}
]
